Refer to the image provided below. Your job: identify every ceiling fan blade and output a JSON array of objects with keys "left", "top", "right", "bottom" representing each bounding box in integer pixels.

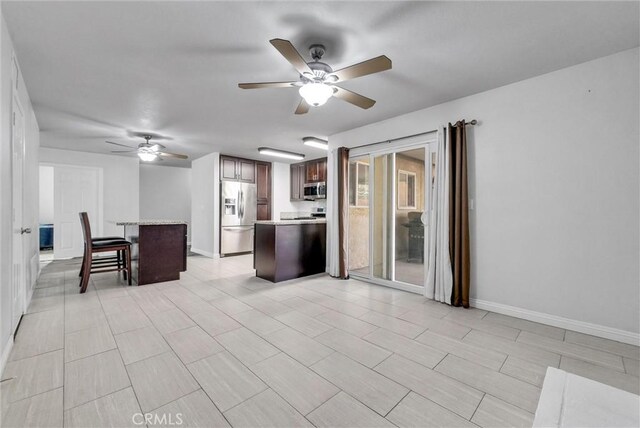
[
  {"left": 158, "top": 152, "right": 189, "bottom": 160},
  {"left": 239, "top": 81, "right": 299, "bottom": 89},
  {"left": 110, "top": 150, "right": 137, "bottom": 153},
  {"left": 294, "top": 99, "right": 310, "bottom": 115},
  {"left": 330, "top": 55, "right": 392, "bottom": 82},
  {"left": 106, "top": 140, "right": 136, "bottom": 149},
  {"left": 269, "top": 39, "right": 313, "bottom": 76},
  {"left": 332, "top": 86, "right": 376, "bottom": 109}
]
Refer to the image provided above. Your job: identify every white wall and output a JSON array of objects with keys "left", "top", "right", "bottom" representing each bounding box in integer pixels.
[
  {"left": 39, "top": 165, "right": 54, "bottom": 224},
  {"left": 1, "top": 11, "right": 40, "bottom": 374},
  {"left": 330, "top": 48, "right": 640, "bottom": 341},
  {"left": 140, "top": 164, "right": 192, "bottom": 242},
  {"left": 191, "top": 152, "right": 219, "bottom": 257},
  {"left": 39, "top": 148, "right": 139, "bottom": 238},
  {"left": 272, "top": 161, "right": 327, "bottom": 219}
]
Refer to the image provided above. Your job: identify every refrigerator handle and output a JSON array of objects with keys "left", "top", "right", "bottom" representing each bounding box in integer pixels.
[
  {"left": 237, "top": 190, "right": 241, "bottom": 220},
  {"left": 240, "top": 188, "right": 244, "bottom": 220}
]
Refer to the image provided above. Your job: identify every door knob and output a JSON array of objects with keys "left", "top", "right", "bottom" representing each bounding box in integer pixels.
[{"left": 21, "top": 228, "right": 31, "bottom": 234}]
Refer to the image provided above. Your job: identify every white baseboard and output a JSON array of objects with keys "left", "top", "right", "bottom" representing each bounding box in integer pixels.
[
  {"left": 190, "top": 247, "right": 215, "bottom": 258},
  {"left": 470, "top": 298, "right": 640, "bottom": 346},
  {"left": 0, "top": 335, "right": 14, "bottom": 378}
]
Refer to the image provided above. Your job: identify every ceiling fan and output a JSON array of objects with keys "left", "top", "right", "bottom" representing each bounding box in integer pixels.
[
  {"left": 106, "top": 135, "right": 188, "bottom": 162},
  {"left": 239, "top": 38, "right": 392, "bottom": 114}
]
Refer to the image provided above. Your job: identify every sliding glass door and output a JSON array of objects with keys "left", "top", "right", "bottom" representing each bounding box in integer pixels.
[{"left": 348, "top": 138, "right": 437, "bottom": 293}]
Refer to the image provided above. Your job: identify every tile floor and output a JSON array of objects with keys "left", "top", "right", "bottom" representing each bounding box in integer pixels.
[
  {"left": 1, "top": 255, "right": 638, "bottom": 427},
  {"left": 351, "top": 259, "right": 427, "bottom": 288}
]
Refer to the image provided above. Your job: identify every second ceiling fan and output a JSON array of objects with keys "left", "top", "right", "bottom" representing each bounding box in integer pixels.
[
  {"left": 106, "top": 135, "right": 188, "bottom": 162},
  {"left": 239, "top": 39, "right": 392, "bottom": 114}
]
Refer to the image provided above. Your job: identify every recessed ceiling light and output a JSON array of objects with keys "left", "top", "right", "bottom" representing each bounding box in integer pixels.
[
  {"left": 258, "top": 147, "right": 305, "bottom": 160},
  {"left": 302, "top": 136, "right": 328, "bottom": 150}
]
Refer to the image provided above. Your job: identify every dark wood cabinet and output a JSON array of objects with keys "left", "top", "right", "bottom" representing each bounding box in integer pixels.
[
  {"left": 220, "top": 155, "right": 256, "bottom": 183},
  {"left": 290, "top": 163, "right": 306, "bottom": 201},
  {"left": 239, "top": 160, "right": 255, "bottom": 182},
  {"left": 123, "top": 223, "right": 187, "bottom": 285},
  {"left": 254, "top": 222, "right": 327, "bottom": 282},
  {"left": 257, "top": 204, "right": 270, "bottom": 221},
  {"left": 306, "top": 158, "right": 326, "bottom": 183},
  {"left": 256, "top": 161, "right": 271, "bottom": 220},
  {"left": 290, "top": 157, "right": 327, "bottom": 200},
  {"left": 221, "top": 157, "right": 238, "bottom": 180}
]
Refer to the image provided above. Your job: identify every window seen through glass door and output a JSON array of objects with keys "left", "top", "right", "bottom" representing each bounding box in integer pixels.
[{"left": 348, "top": 157, "right": 370, "bottom": 276}]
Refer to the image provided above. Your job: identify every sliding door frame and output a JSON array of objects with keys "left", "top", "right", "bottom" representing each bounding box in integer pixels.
[{"left": 348, "top": 131, "right": 438, "bottom": 294}]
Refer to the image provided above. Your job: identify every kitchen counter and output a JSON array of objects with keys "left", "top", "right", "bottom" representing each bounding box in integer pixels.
[
  {"left": 116, "top": 220, "right": 188, "bottom": 226},
  {"left": 254, "top": 221, "right": 326, "bottom": 282},
  {"left": 255, "top": 219, "right": 326, "bottom": 225},
  {"left": 118, "top": 222, "right": 187, "bottom": 285}
]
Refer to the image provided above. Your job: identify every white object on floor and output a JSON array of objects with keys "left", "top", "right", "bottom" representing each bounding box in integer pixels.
[{"left": 533, "top": 367, "right": 640, "bottom": 428}]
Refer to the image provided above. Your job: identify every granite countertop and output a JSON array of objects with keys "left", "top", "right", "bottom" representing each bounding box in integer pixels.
[
  {"left": 116, "top": 220, "right": 188, "bottom": 226},
  {"left": 255, "top": 219, "right": 327, "bottom": 225}
]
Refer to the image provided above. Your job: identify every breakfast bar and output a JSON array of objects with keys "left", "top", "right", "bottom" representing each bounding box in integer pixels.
[
  {"left": 254, "top": 219, "right": 326, "bottom": 282},
  {"left": 117, "top": 221, "right": 188, "bottom": 285}
]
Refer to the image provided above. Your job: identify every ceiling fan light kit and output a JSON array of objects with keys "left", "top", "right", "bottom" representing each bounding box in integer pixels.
[
  {"left": 258, "top": 147, "right": 305, "bottom": 160},
  {"left": 238, "top": 38, "right": 391, "bottom": 114},
  {"left": 299, "top": 83, "right": 334, "bottom": 106},
  {"left": 302, "top": 136, "right": 328, "bottom": 150},
  {"left": 138, "top": 152, "right": 158, "bottom": 162},
  {"left": 137, "top": 147, "right": 159, "bottom": 162}
]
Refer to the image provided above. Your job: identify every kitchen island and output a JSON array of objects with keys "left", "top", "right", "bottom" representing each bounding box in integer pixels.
[
  {"left": 117, "top": 221, "right": 188, "bottom": 285},
  {"left": 254, "top": 219, "right": 326, "bottom": 283}
]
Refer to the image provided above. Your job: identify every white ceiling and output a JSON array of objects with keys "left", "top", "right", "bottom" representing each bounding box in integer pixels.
[{"left": 3, "top": 1, "right": 638, "bottom": 167}]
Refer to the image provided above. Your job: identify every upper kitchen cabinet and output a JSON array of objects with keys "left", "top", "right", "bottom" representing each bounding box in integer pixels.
[
  {"left": 306, "top": 158, "right": 327, "bottom": 183},
  {"left": 290, "top": 157, "right": 328, "bottom": 201},
  {"left": 220, "top": 155, "right": 256, "bottom": 183},
  {"left": 290, "top": 163, "right": 306, "bottom": 201}
]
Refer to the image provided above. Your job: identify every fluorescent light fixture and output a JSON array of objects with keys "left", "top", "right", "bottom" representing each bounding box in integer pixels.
[
  {"left": 302, "top": 136, "right": 328, "bottom": 150},
  {"left": 258, "top": 147, "right": 305, "bottom": 160},
  {"left": 299, "top": 83, "right": 333, "bottom": 106}
]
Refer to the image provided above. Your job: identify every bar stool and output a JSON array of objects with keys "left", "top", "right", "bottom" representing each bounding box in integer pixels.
[
  {"left": 78, "top": 212, "right": 132, "bottom": 293},
  {"left": 79, "top": 236, "right": 128, "bottom": 279}
]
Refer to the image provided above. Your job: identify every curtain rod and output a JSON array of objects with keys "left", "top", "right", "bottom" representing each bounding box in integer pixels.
[{"left": 349, "top": 119, "right": 477, "bottom": 150}]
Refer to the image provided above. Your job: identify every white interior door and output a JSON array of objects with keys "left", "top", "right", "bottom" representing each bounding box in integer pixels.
[
  {"left": 53, "top": 166, "right": 101, "bottom": 259},
  {"left": 12, "top": 96, "right": 26, "bottom": 331}
]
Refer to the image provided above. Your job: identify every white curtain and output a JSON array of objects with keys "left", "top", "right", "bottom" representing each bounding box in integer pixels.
[
  {"left": 327, "top": 147, "right": 340, "bottom": 277},
  {"left": 425, "top": 127, "right": 453, "bottom": 303}
]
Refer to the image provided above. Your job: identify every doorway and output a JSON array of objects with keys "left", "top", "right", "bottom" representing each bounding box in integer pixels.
[
  {"left": 39, "top": 166, "right": 54, "bottom": 262},
  {"left": 347, "top": 136, "right": 438, "bottom": 293},
  {"left": 39, "top": 164, "right": 103, "bottom": 260}
]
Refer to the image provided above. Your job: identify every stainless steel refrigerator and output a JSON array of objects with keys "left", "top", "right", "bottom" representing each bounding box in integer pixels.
[{"left": 220, "top": 181, "right": 257, "bottom": 256}]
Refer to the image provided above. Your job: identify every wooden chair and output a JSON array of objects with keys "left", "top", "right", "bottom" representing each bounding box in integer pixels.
[
  {"left": 78, "top": 212, "right": 132, "bottom": 293},
  {"left": 79, "top": 236, "right": 128, "bottom": 279}
]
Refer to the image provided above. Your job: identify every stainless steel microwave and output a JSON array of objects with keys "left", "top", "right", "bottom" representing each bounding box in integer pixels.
[{"left": 303, "top": 182, "right": 326, "bottom": 200}]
